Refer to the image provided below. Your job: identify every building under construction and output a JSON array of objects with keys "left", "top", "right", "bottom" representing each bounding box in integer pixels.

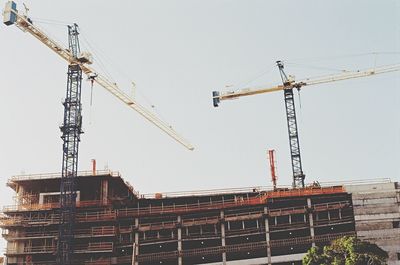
[
  {"left": 2, "top": 2, "right": 400, "bottom": 264},
  {"left": 1, "top": 171, "right": 399, "bottom": 265}
]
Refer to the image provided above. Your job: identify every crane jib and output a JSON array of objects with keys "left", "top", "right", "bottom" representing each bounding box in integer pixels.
[
  {"left": 3, "top": 0, "right": 194, "bottom": 151},
  {"left": 213, "top": 61, "right": 400, "bottom": 188}
]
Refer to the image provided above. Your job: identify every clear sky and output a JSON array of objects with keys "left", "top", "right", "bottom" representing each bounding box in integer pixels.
[{"left": 0, "top": 0, "right": 399, "bottom": 253}]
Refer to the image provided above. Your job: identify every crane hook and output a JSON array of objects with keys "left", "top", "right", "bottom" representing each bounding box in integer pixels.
[
  {"left": 297, "top": 87, "right": 302, "bottom": 109},
  {"left": 87, "top": 73, "right": 98, "bottom": 106}
]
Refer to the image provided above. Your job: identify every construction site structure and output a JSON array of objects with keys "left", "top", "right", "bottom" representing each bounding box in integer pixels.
[
  {"left": 1, "top": 171, "right": 399, "bottom": 265},
  {"left": 213, "top": 61, "right": 400, "bottom": 189},
  {"left": 268, "top": 150, "right": 277, "bottom": 190}
]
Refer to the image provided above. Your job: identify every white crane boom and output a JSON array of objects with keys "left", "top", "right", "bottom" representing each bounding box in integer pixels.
[
  {"left": 4, "top": 3, "right": 194, "bottom": 150},
  {"left": 213, "top": 64, "right": 400, "bottom": 103}
]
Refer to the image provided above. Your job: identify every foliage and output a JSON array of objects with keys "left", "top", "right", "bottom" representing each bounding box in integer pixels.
[{"left": 303, "top": 236, "right": 388, "bottom": 265}]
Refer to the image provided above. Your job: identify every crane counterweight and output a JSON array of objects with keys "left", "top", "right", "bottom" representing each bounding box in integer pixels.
[
  {"left": 3, "top": 1, "right": 17, "bottom": 25},
  {"left": 212, "top": 91, "right": 221, "bottom": 107}
]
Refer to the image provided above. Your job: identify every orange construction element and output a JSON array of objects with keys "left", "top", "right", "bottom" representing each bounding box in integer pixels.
[
  {"left": 2, "top": 186, "right": 345, "bottom": 220},
  {"left": 258, "top": 185, "right": 345, "bottom": 202},
  {"left": 268, "top": 149, "right": 277, "bottom": 189},
  {"left": 118, "top": 186, "right": 345, "bottom": 217}
]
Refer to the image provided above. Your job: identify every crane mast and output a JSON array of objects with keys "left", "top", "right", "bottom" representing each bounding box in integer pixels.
[
  {"left": 277, "top": 61, "right": 305, "bottom": 188},
  {"left": 213, "top": 61, "right": 400, "bottom": 188},
  {"left": 57, "top": 24, "right": 83, "bottom": 265}
]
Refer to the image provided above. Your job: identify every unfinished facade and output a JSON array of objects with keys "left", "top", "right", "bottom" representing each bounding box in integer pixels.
[
  {"left": 3, "top": 171, "right": 394, "bottom": 265},
  {"left": 347, "top": 181, "right": 400, "bottom": 265},
  {"left": 1, "top": 171, "right": 356, "bottom": 264}
]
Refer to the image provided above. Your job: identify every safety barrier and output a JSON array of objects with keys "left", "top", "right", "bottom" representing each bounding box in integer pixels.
[
  {"left": 1, "top": 199, "right": 351, "bottom": 229},
  {"left": 3, "top": 199, "right": 111, "bottom": 212},
  {"left": 6, "top": 242, "right": 113, "bottom": 255},
  {"left": 4, "top": 226, "right": 116, "bottom": 240}
]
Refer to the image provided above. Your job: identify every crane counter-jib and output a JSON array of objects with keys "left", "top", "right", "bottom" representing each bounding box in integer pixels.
[{"left": 3, "top": 0, "right": 194, "bottom": 151}]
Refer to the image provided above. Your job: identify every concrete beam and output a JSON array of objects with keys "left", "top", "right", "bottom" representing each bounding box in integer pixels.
[
  {"left": 307, "top": 198, "right": 315, "bottom": 247},
  {"left": 221, "top": 210, "right": 226, "bottom": 265},
  {"left": 264, "top": 207, "right": 271, "bottom": 265}
]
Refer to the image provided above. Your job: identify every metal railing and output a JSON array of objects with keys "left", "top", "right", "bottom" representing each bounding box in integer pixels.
[
  {"left": 1, "top": 199, "right": 351, "bottom": 229},
  {"left": 6, "top": 242, "right": 113, "bottom": 255},
  {"left": 139, "top": 178, "right": 391, "bottom": 199},
  {"left": 8, "top": 170, "right": 120, "bottom": 183},
  {"left": 3, "top": 199, "right": 111, "bottom": 212},
  {"left": 140, "top": 186, "right": 267, "bottom": 199},
  {"left": 4, "top": 226, "right": 116, "bottom": 240},
  {"left": 0, "top": 211, "right": 117, "bottom": 227}
]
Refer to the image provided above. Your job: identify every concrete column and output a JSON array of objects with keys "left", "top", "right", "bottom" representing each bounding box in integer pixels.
[
  {"left": 17, "top": 184, "right": 24, "bottom": 205},
  {"left": 101, "top": 179, "right": 108, "bottom": 205},
  {"left": 39, "top": 193, "right": 44, "bottom": 204},
  {"left": 220, "top": 210, "right": 227, "bottom": 264},
  {"left": 307, "top": 198, "right": 315, "bottom": 247},
  {"left": 134, "top": 218, "right": 139, "bottom": 265},
  {"left": 264, "top": 207, "right": 272, "bottom": 265},
  {"left": 177, "top": 215, "right": 183, "bottom": 265},
  {"left": 131, "top": 241, "right": 135, "bottom": 265}
]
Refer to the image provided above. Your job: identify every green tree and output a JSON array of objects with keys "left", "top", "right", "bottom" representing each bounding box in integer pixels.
[{"left": 303, "top": 236, "right": 388, "bottom": 265}]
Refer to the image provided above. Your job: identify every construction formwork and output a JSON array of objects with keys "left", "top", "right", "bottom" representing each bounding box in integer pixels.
[{"left": 1, "top": 171, "right": 356, "bottom": 265}]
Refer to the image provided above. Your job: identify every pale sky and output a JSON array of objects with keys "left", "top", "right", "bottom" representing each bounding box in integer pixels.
[{"left": 0, "top": 0, "right": 399, "bottom": 253}]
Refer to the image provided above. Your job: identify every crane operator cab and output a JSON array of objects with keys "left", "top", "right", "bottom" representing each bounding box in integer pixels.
[{"left": 77, "top": 51, "right": 93, "bottom": 64}]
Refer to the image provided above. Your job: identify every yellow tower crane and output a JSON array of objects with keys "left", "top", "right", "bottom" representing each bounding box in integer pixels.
[
  {"left": 213, "top": 61, "right": 400, "bottom": 188},
  {"left": 3, "top": 1, "right": 194, "bottom": 151}
]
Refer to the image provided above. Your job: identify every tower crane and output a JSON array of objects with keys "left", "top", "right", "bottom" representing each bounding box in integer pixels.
[
  {"left": 213, "top": 60, "right": 400, "bottom": 188},
  {"left": 3, "top": 2, "right": 193, "bottom": 265},
  {"left": 3, "top": 2, "right": 193, "bottom": 151}
]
